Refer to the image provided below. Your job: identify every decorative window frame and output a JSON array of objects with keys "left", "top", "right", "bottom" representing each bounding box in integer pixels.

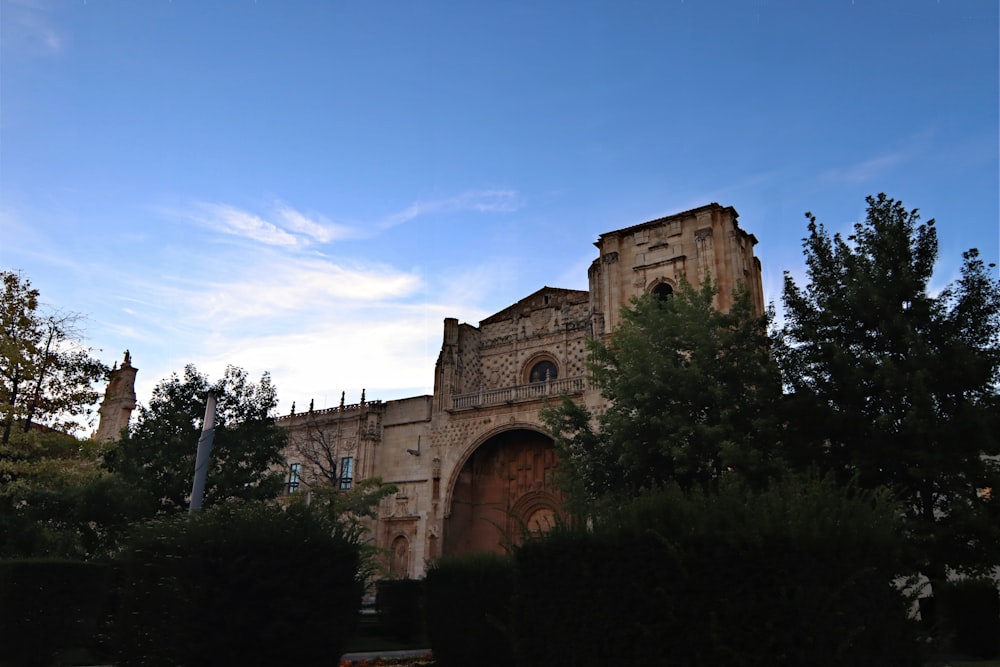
[
  {"left": 287, "top": 462, "right": 301, "bottom": 494},
  {"left": 339, "top": 456, "right": 354, "bottom": 490},
  {"left": 647, "top": 277, "right": 676, "bottom": 299},
  {"left": 522, "top": 353, "right": 559, "bottom": 384},
  {"left": 509, "top": 490, "right": 563, "bottom": 539}
]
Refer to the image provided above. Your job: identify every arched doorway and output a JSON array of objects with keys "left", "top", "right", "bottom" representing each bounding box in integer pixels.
[{"left": 443, "top": 428, "right": 562, "bottom": 556}]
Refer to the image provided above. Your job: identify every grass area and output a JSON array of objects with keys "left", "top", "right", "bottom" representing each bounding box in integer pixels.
[{"left": 947, "top": 662, "right": 1000, "bottom": 667}]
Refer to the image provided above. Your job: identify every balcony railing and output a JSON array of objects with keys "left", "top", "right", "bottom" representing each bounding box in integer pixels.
[{"left": 451, "top": 376, "right": 586, "bottom": 410}]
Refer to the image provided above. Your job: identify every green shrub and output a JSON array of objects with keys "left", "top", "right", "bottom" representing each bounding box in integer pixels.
[
  {"left": 937, "top": 578, "right": 1000, "bottom": 659},
  {"left": 514, "top": 529, "right": 681, "bottom": 667},
  {"left": 0, "top": 559, "right": 111, "bottom": 667},
  {"left": 425, "top": 552, "right": 515, "bottom": 667},
  {"left": 512, "top": 476, "right": 923, "bottom": 667},
  {"left": 376, "top": 578, "right": 424, "bottom": 642},
  {"left": 112, "top": 501, "right": 362, "bottom": 667}
]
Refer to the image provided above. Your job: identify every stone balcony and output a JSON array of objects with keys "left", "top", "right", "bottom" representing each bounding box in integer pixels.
[{"left": 450, "top": 376, "right": 587, "bottom": 410}]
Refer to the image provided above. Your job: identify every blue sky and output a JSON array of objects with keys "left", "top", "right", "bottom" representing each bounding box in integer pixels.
[{"left": 2, "top": 0, "right": 997, "bottom": 422}]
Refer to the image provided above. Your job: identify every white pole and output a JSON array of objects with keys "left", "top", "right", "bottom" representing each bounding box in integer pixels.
[{"left": 188, "top": 392, "right": 217, "bottom": 512}]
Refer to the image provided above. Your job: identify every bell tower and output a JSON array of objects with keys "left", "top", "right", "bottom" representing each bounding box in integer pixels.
[
  {"left": 94, "top": 350, "right": 138, "bottom": 442},
  {"left": 588, "top": 203, "right": 763, "bottom": 335}
]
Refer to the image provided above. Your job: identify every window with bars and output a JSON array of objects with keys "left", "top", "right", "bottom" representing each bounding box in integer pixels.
[
  {"left": 287, "top": 463, "right": 301, "bottom": 493},
  {"left": 339, "top": 457, "right": 354, "bottom": 490}
]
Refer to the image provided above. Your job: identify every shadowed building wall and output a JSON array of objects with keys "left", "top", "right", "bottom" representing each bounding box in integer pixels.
[{"left": 274, "top": 203, "right": 765, "bottom": 577}]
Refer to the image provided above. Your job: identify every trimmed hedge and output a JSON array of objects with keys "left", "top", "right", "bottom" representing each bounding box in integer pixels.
[
  {"left": 514, "top": 530, "right": 680, "bottom": 667},
  {"left": 0, "top": 559, "right": 112, "bottom": 667},
  {"left": 112, "top": 502, "right": 362, "bottom": 667},
  {"left": 511, "top": 478, "right": 923, "bottom": 667},
  {"left": 376, "top": 578, "right": 424, "bottom": 641},
  {"left": 424, "top": 552, "right": 515, "bottom": 667},
  {"left": 936, "top": 578, "right": 1000, "bottom": 659}
]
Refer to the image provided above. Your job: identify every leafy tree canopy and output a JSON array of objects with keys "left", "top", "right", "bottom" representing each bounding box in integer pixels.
[
  {"left": 105, "top": 364, "right": 287, "bottom": 514},
  {"left": 778, "top": 193, "right": 1000, "bottom": 582},
  {"left": 0, "top": 429, "right": 147, "bottom": 558},
  {"left": 544, "top": 277, "right": 783, "bottom": 510},
  {"left": 1, "top": 270, "right": 108, "bottom": 445},
  {"left": 287, "top": 477, "right": 398, "bottom": 582}
]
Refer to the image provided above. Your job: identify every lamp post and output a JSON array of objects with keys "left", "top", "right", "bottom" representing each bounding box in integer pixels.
[{"left": 188, "top": 392, "right": 217, "bottom": 512}]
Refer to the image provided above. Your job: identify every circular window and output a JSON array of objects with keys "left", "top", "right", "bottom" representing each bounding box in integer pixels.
[{"left": 528, "top": 360, "right": 558, "bottom": 383}]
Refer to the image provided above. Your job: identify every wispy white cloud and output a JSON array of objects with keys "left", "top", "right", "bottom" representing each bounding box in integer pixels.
[
  {"left": 113, "top": 243, "right": 423, "bottom": 333},
  {"left": 379, "top": 189, "right": 521, "bottom": 229},
  {"left": 11, "top": 190, "right": 526, "bottom": 417},
  {"left": 102, "top": 254, "right": 433, "bottom": 413},
  {"left": 195, "top": 203, "right": 301, "bottom": 247},
  {"left": 147, "top": 192, "right": 531, "bottom": 334},
  {"left": 822, "top": 150, "right": 909, "bottom": 185},
  {"left": 190, "top": 192, "right": 518, "bottom": 248},
  {"left": 3, "top": 0, "right": 65, "bottom": 56},
  {"left": 193, "top": 257, "right": 423, "bottom": 324},
  {"left": 186, "top": 201, "right": 359, "bottom": 247},
  {"left": 122, "top": 284, "right": 458, "bottom": 415},
  {"left": 822, "top": 128, "right": 938, "bottom": 186},
  {"left": 275, "top": 204, "right": 355, "bottom": 243},
  {"left": 187, "top": 303, "right": 454, "bottom": 413}
]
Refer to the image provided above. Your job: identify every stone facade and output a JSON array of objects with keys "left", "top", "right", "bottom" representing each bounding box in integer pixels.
[
  {"left": 93, "top": 350, "right": 138, "bottom": 442},
  {"left": 278, "top": 202, "right": 763, "bottom": 577}
]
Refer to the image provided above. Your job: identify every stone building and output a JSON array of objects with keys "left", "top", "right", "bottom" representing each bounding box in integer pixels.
[
  {"left": 93, "top": 350, "right": 138, "bottom": 442},
  {"left": 278, "top": 202, "right": 763, "bottom": 578}
]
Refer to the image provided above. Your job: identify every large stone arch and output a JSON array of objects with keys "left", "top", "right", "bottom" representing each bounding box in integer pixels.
[{"left": 442, "top": 425, "right": 562, "bottom": 556}]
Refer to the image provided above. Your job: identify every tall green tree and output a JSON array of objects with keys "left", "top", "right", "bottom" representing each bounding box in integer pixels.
[
  {"left": 0, "top": 429, "right": 147, "bottom": 558},
  {"left": 105, "top": 364, "right": 287, "bottom": 514},
  {"left": 1, "top": 270, "right": 108, "bottom": 445},
  {"left": 544, "top": 278, "right": 783, "bottom": 507},
  {"left": 778, "top": 193, "right": 1000, "bottom": 585}
]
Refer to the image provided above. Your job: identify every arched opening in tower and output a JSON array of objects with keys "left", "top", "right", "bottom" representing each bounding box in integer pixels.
[{"left": 442, "top": 428, "right": 562, "bottom": 556}]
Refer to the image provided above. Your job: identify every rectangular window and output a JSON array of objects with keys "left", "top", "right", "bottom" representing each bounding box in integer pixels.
[
  {"left": 288, "top": 463, "right": 301, "bottom": 493},
  {"left": 339, "top": 457, "right": 354, "bottom": 491}
]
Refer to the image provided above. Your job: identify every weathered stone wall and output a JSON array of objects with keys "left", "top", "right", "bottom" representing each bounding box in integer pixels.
[
  {"left": 275, "top": 202, "right": 764, "bottom": 577},
  {"left": 279, "top": 398, "right": 383, "bottom": 490},
  {"left": 589, "top": 203, "right": 763, "bottom": 335},
  {"left": 477, "top": 288, "right": 590, "bottom": 390},
  {"left": 93, "top": 351, "right": 138, "bottom": 442}
]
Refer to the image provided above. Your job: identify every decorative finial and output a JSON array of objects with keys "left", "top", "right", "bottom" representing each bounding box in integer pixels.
[
  {"left": 360, "top": 388, "right": 366, "bottom": 405},
  {"left": 123, "top": 350, "right": 131, "bottom": 366},
  {"left": 340, "top": 391, "right": 345, "bottom": 409},
  {"left": 309, "top": 399, "right": 314, "bottom": 412},
  {"left": 290, "top": 401, "right": 296, "bottom": 415}
]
